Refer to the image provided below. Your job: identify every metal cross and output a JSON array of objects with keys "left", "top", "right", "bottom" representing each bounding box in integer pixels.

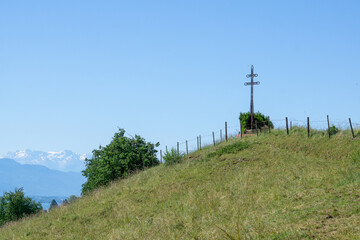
[{"left": 244, "top": 65, "right": 260, "bottom": 130}]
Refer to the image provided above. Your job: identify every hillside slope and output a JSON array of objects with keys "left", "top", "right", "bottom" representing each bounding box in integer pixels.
[{"left": 1, "top": 131, "right": 360, "bottom": 239}]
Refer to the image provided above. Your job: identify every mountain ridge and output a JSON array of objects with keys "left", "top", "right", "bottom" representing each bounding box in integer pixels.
[
  {"left": 0, "top": 149, "right": 91, "bottom": 172},
  {"left": 0, "top": 158, "right": 85, "bottom": 196}
]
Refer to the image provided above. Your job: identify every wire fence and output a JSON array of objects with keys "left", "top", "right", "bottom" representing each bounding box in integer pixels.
[
  {"left": 271, "top": 117, "right": 360, "bottom": 132},
  {"left": 159, "top": 116, "right": 360, "bottom": 163}
]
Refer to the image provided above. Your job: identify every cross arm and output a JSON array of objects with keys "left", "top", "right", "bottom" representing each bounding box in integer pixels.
[
  {"left": 244, "top": 81, "right": 260, "bottom": 86},
  {"left": 246, "top": 74, "right": 258, "bottom": 78}
]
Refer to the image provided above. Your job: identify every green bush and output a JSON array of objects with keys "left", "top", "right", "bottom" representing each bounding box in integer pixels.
[
  {"left": 162, "top": 148, "right": 184, "bottom": 166},
  {"left": 239, "top": 112, "right": 273, "bottom": 133},
  {"left": 82, "top": 128, "right": 160, "bottom": 194},
  {"left": 328, "top": 125, "right": 339, "bottom": 136},
  {"left": 0, "top": 188, "right": 42, "bottom": 226},
  {"left": 67, "top": 195, "right": 78, "bottom": 204}
]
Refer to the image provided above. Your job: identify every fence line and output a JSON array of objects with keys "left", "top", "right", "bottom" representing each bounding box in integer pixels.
[{"left": 160, "top": 116, "right": 360, "bottom": 162}]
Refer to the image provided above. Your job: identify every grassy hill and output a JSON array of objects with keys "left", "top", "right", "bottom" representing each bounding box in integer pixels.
[{"left": 1, "top": 129, "right": 360, "bottom": 239}]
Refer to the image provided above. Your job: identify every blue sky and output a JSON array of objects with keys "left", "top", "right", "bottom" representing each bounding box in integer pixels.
[{"left": 0, "top": 1, "right": 359, "bottom": 155}]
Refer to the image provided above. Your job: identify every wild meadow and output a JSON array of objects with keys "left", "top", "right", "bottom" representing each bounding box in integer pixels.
[{"left": 1, "top": 128, "right": 360, "bottom": 239}]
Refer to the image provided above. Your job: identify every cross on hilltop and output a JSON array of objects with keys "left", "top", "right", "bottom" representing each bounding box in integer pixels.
[{"left": 244, "top": 65, "right": 260, "bottom": 130}]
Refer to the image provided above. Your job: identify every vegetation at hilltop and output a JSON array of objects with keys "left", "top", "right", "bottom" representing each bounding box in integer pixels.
[
  {"left": 0, "top": 188, "right": 42, "bottom": 227},
  {"left": 82, "top": 128, "right": 160, "bottom": 194},
  {"left": 1, "top": 128, "right": 360, "bottom": 239},
  {"left": 239, "top": 111, "right": 273, "bottom": 132}
]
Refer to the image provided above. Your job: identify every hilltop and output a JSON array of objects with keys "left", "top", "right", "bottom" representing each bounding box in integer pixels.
[{"left": 1, "top": 130, "right": 360, "bottom": 239}]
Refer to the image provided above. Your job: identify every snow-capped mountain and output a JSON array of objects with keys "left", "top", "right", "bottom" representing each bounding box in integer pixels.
[{"left": 0, "top": 150, "right": 91, "bottom": 172}]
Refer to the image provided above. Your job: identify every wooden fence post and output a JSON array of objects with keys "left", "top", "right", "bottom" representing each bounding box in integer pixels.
[
  {"left": 212, "top": 132, "right": 215, "bottom": 146},
  {"left": 307, "top": 117, "right": 310, "bottom": 138},
  {"left": 286, "top": 117, "right": 289, "bottom": 135},
  {"left": 268, "top": 116, "right": 271, "bottom": 134},
  {"left": 166, "top": 146, "right": 168, "bottom": 153},
  {"left": 240, "top": 119, "right": 243, "bottom": 139},
  {"left": 160, "top": 150, "right": 162, "bottom": 163},
  {"left": 225, "top": 121, "right": 228, "bottom": 142},
  {"left": 290, "top": 121, "right": 292, "bottom": 130},
  {"left": 327, "top": 115, "right": 331, "bottom": 138},
  {"left": 349, "top": 118, "right": 355, "bottom": 138},
  {"left": 255, "top": 120, "right": 258, "bottom": 136},
  {"left": 177, "top": 142, "right": 179, "bottom": 155},
  {"left": 186, "top": 140, "right": 188, "bottom": 155},
  {"left": 199, "top": 135, "right": 202, "bottom": 150},
  {"left": 220, "top": 130, "right": 222, "bottom": 142},
  {"left": 197, "top": 136, "right": 199, "bottom": 150}
]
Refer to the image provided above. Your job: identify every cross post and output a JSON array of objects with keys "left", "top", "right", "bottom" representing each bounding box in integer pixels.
[{"left": 244, "top": 65, "right": 260, "bottom": 130}]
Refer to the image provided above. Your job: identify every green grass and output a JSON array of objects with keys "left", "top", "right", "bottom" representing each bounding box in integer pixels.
[{"left": 1, "top": 129, "right": 360, "bottom": 239}]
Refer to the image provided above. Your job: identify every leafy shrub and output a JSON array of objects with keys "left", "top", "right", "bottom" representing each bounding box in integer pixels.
[
  {"left": 82, "top": 128, "right": 160, "bottom": 194},
  {"left": 67, "top": 195, "right": 78, "bottom": 204},
  {"left": 239, "top": 112, "right": 273, "bottom": 133},
  {"left": 0, "top": 188, "right": 42, "bottom": 226},
  {"left": 162, "top": 148, "right": 184, "bottom": 166},
  {"left": 328, "top": 125, "right": 339, "bottom": 136}
]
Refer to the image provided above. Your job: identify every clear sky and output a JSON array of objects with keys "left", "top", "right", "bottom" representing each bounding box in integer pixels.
[{"left": 1, "top": 1, "right": 359, "bottom": 155}]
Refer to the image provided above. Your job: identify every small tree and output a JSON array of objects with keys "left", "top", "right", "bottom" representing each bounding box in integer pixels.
[
  {"left": 239, "top": 112, "right": 273, "bottom": 133},
  {"left": 68, "top": 195, "right": 78, "bottom": 204},
  {"left": 49, "top": 199, "right": 58, "bottom": 210},
  {"left": 82, "top": 128, "right": 160, "bottom": 194},
  {"left": 0, "top": 188, "right": 42, "bottom": 226}
]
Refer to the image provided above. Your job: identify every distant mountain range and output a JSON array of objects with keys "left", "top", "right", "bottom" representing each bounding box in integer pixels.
[
  {"left": 0, "top": 158, "right": 85, "bottom": 196},
  {"left": 0, "top": 149, "right": 91, "bottom": 172}
]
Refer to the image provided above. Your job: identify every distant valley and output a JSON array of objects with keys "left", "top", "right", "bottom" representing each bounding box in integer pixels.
[{"left": 0, "top": 158, "right": 85, "bottom": 196}]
